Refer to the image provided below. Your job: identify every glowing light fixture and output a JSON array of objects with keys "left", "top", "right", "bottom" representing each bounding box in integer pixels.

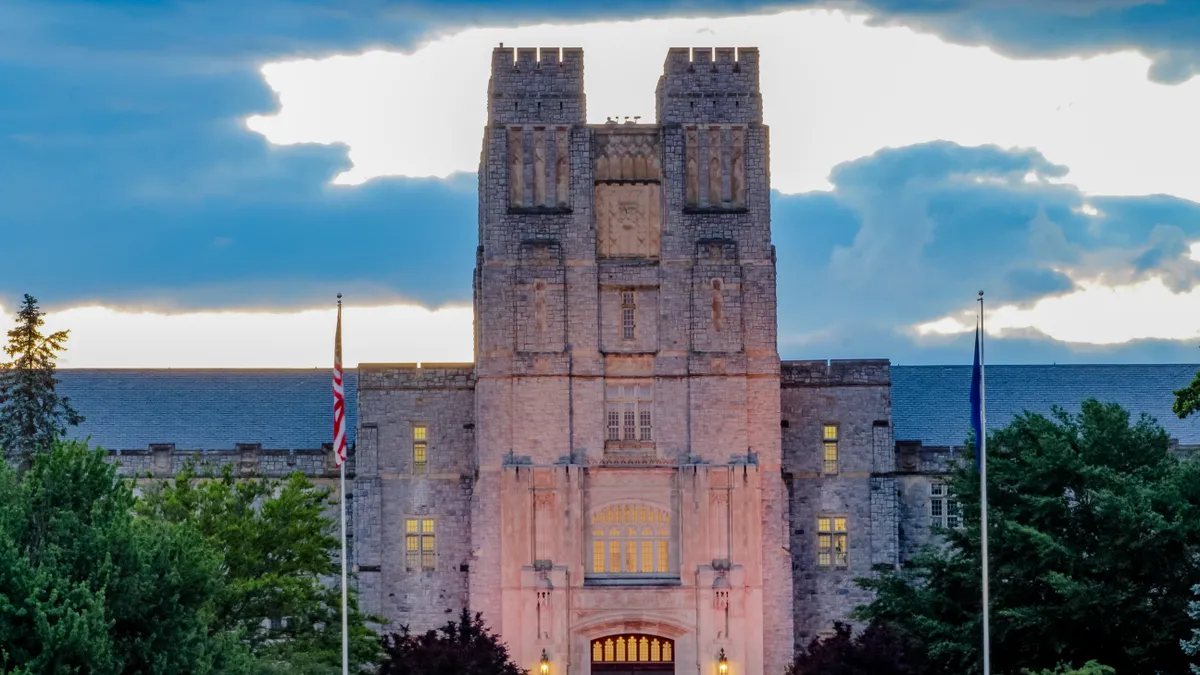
[
  {"left": 540, "top": 649, "right": 550, "bottom": 675},
  {"left": 718, "top": 648, "right": 728, "bottom": 674}
]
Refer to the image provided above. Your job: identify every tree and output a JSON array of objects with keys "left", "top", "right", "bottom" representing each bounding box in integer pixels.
[
  {"left": 1182, "top": 584, "right": 1200, "bottom": 674},
  {"left": 785, "top": 621, "right": 927, "bottom": 675},
  {"left": 377, "top": 609, "right": 526, "bottom": 675},
  {"left": 135, "top": 463, "right": 382, "bottom": 673},
  {"left": 0, "top": 294, "right": 82, "bottom": 460},
  {"left": 855, "top": 399, "right": 1200, "bottom": 675},
  {"left": 0, "top": 439, "right": 252, "bottom": 674}
]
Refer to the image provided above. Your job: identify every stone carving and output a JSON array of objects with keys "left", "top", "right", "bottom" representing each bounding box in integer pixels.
[
  {"left": 533, "top": 128, "right": 547, "bottom": 206},
  {"left": 534, "top": 280, "right": 547, "bottom": 334},
  {"left": 508, "top": 127, "right": 525, "bottom": 207},
  {"left": 593, "top": 132, "right": 661, "bottom": 182},
  {"left": 707, "top": 127, "right": 722, "bottom": 206},
  {"left": 596, "top": 184, "right": 661, "bottom": 258},
  {"left": 555, "top": 128, "right": 570, "bottom": 207},
  {"left": 711, "top": 278, "right": 724, "bottom": 332},
  {"left": 731, "top": 127, "right": 745, "bottom": 207},
  {"left": 685, "top": 127, "right": 699, "bottom": 206}
]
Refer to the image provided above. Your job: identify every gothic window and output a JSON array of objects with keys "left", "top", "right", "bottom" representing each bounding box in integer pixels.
[
  {"left": 591, "top": 635, "right": 674, "bottom": 664},
  {"left": 817, "top": 515, "right": 848, "bottom": 568},
  {"left": 823, "top": 424, "right": 839, "bottom": 475},
  {"left": 405, "top": 518, "right": 435, "bottom": 571},
  {"left": 412, "top": 425, "right": 428, "bottom": 474},
  {"left": 605, "top": 383, "right": 652, "bottom": 444},
  {"left": 621, "top": 291, "right": 636, "bottom": 340},
  {"left": 931, "top": 482, "right": 962, "bottom": 529},
  {"left": 589, "top": 503, "right": 671, "bottom": 575}
]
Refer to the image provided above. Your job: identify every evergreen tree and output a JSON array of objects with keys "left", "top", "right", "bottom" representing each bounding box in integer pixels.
[
  {"left": 785, "top": 621, "right": 926, "bottom": 675},
  {"left": 855, "top": 400, "right": 1200, "bottom": 675},
  {"left": 0, "top": 294, "right": 82, "bottom": 459},
  {"left": 1182, "top": 584, "right": 1200, "bottom": 674},
  {"left": 377, "top": 609, "right": 526, "bottom": 675}
]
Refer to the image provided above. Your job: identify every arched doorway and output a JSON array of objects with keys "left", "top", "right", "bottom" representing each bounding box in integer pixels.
[{"left": 590, "top": 634, "right": 674, "bottom": 674}]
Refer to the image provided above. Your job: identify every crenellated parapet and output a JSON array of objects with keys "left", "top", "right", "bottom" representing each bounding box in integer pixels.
[
  {"left": 656, "top": 47, "right": 761, "bottom": 125},
  {"left": 103, "top": 444, "right": 343, "bottom": 479},
  {"left": 781, "top": 359, "right": 891, "bottom": 387},
  {"left": 488, "top": 46, "right": 585, "bottom": 125}
]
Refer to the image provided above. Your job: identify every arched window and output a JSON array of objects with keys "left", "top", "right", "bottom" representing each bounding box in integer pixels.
[
  {"left": 589, "top": 503, "right": 672, "bottom": 575},
  {"left": 591, "top": 634, "right": 674, "bottom": 664}
]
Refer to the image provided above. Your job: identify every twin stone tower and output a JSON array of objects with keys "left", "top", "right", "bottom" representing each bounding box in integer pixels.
[{"left": 352, "top": 46, "right": 896, "bottom": 675}]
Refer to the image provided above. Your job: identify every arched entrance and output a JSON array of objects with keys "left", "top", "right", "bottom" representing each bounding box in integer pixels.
[{"left": 590, "top": 634, "right": 675, "bottom": 674}]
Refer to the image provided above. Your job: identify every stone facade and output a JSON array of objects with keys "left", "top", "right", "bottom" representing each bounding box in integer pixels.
[{"left": 102, "top": 47, "right": 980, "bottom": 675}]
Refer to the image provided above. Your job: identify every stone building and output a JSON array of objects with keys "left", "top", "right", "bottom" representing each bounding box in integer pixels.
[{"left": 53, "top": 46, "right": 1200, "bottom": 675}]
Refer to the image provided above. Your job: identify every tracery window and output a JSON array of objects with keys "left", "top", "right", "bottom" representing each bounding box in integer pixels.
[
  {"left": 591, "top": 635, "right": 674, "bottom": 664},
  {"left": 605, "top": 383, "right": 652, "bottom": 444},
  {"left": 589, "top": 503, "right": 672, "bottom": 575}
]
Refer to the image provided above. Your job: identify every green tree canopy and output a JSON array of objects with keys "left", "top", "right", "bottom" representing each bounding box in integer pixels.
[
  {"left": 135, "top": 463, "right": 381, "bottom": 673},
  {"left": 0, "top": 294, "right": 82, "bottom": 459},
  {"left": 0, "top": 439, "right": 252, "bottom": 674},
  {"left": 784, "top": 621, "right": 927, "bottom": 675},
  {"left": 855, "top": 399, "right": 1200, "bottom": 675},
  {"left": 377, "top": 609, "right": 526, "bottom": 675}
]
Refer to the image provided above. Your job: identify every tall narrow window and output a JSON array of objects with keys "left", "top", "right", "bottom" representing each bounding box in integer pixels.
[
  {"left": 605, "top": 383, "right": 653, "bottom": 445},
  {"left": 817, "top": 515, "right": 848, "bottom": 568},
  {"left": 405, "top": 518, "right": 436, "bottom": 571},
  {"left": 823, "top": 424, "right": 839, "bottom": 475},
  {"left": 621, "top": 291, "right": 636, "bottom": 340},
  {"left": 930, "top": 482, "right": 962, "bottom": 529},
  {"left": 412, "top": 425, "right": 428, "bottom": 474}
]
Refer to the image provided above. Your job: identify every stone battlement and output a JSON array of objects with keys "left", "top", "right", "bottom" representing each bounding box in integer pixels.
[
  {"left": 489, "top": 46, "right": 585, "bottom": 125},
  {"left": 656, "top": 47, "right": 762, "bottom": 125},
  {"left": 357, "top": 363, "right": 476, "bottom": 390},
  {"left": 104, "top": 445, "right": 340, "bottom": 479},
  {"left": 780, "top": 359, "right": 891, "bottom": 387}
]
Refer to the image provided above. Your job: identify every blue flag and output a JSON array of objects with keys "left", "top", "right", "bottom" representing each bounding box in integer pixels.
[{"left": 970, "top": 323, "right": 983, "bottom": 469}]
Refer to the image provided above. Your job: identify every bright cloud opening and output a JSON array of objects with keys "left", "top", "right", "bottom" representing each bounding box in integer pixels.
[
  {"left": 247, "top": 9, "right": 1200, "bottom": 201},
  {"left": 914, "top": 275, "right": 1200, "bottom": 345},
  {"left": 0, "top": 304, "right": 474, "bottom": 368}
]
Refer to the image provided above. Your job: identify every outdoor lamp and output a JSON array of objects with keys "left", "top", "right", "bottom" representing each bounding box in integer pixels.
[
  {"left": 540, "top": 649, "right": 550, "bottom": 675},
  {"left": 718, "top": 648, "right": 728, "bottom": 675}
]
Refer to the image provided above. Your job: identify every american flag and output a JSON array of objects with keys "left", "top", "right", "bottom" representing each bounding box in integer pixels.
[{"left": 333, "top": 296, "right": 347, "bottom": 467}]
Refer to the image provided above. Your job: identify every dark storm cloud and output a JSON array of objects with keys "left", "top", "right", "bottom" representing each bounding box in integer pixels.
[{"left": 772, "top": 141, "right": 1200, "bottom": 364}]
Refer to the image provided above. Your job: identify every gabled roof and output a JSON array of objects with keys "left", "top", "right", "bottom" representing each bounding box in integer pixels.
[
  {"left": 55, "top": 369, "right": 357, "bottom": 451},
  {"left": 44, "top": 364, "right": 1200, "bottom": 451},
  {"left": 891, "top": 364, "right": 1200, "bottom": 446}
]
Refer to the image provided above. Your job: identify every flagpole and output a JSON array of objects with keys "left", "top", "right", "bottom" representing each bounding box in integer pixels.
[
  {"left": 335, "top": 294, "right": 349, "bottom": 675},
  {"left": 979, "top": 290, "right": 991, "bottom": 675}
]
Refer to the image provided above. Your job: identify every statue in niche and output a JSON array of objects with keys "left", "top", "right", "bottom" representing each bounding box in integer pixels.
[
  {"left": 685, "top": 128, "right": 699, "bottom": 206},
  {"left": 711, "top": 278, "right": 724, "bottom": 332},
  {"left": 731, "top": 128, "right": 745, "bottom": 207},
  {"left": 534, "top": 279, "right": 547, "bottom": 335},
  {"left": 508, "top": 127, "right": 524, "bottom": 207},
  {"left": 555, "top": 131, "right": 570, "bottom": 206},
  {"left": 708, "top": 127, "right": 722, "bottom": 206},
  {"left": 533, "top": 130, "right": 547, "bottom": 206}
]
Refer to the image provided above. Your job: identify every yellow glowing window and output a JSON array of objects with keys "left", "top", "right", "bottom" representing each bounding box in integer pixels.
[
  {"left": 823, "top": 424, "right": 838, "bottom": 474},
  {"left": 593, "top": 540, "right": 605, "bottom": 572},
  {"left": 588, "top": 503, "right": 673, "bottom": 575},
  {"left": 817, "top": 514, "right": 848, "bottom": 568},
  {"left": 591, "top": 635, "right": 675, "bottom": 663},
  {"left": 404, "top": 518, "right": 436, "bottom": 571},
  {"left": 413, "top": 425, "right": 428, "bottom": 474}
]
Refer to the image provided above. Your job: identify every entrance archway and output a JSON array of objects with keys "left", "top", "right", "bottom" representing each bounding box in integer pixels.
[{"left": 590, "top": 634, "right": 674, "bottom": 674}]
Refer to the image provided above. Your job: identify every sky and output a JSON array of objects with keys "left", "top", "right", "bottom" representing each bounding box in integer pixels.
[{"left": 2, "top": 0, "right": 1199, "bottom": 367}]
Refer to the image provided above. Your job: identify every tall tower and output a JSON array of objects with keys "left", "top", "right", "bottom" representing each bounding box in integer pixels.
[{"left": 471, "top": 46, "right": 790, "bottom": 675}]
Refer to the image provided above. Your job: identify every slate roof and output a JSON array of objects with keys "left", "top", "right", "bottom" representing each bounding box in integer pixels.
[
  {"left": 55, "top": 370, "right": 357, "bottom": 451},
  {"left": 891, "top": 364, "right": 1200, "bottom": 446},
  {"left": 48, "top": 365, "right": 1200, "bottom": 451}
]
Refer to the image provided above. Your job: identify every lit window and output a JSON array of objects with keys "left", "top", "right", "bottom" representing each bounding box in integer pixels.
[
  {"left": 930, "top": 482, "right": 962, "bottom": 530},
  {"left": 605, "top": 384, "right": 652, "bottom": 444},
  {"left": 413, "top": 425, "right": 428, "bottom": 474},
  {"left": 621, "top": 291, "right": 636, "bottom": 340},
  {"left": 823, "top": 424, "right": 838, "bottom": 474},
  {"left": 405, "top": 518, "right": 436, "bottom": 571},
  {"left": 817, "top": 515, "right": 848, "bottom": 568},
  {"left": 589, "top": 503, "right": 671, "bottom": 574}
]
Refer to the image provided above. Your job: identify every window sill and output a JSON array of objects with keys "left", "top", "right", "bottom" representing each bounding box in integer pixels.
[
  {"left": 604, "top": 440, "right": 655, "bottom": 451},
  {"left": 584, "top": 574, "right": 681, "bottom": 587},
  {"left": 508, "top": 206, "right": 572, "bottom": 215},
  {"left": 683, "top": 206, "right": 749, "bottom": 214}
]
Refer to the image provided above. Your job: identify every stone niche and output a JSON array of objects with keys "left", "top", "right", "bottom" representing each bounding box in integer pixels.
[{"left": 594, "top": 130, "right": 663, "bottom": 259}]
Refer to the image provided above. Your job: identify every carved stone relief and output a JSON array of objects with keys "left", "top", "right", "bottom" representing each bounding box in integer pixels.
[
  {"left": 533, "top": 129, "right": 547, "bottom": 206},
  {"left": 685, "top": 127, "right": 699, "bottom": 206},
  {"left": 731, "top": 127, "right": 745, "bottom": 207},
  {"left": 508, "top": 127, "right": 525, "bottom": 207},
  {"left": 707, "top": 127, "right": 722, "bottom": 206},
  {"left": 555, "top": 128, "right": 570, "bottom": 207},
  {"left": 593, "top": 132, "right": 661, "bottom": 182},
  {"left": 596, "top": 184, "right": 662, "bottom": 258}
]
